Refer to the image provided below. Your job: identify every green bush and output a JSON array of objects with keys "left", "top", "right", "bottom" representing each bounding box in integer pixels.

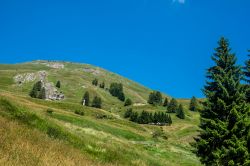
[
  {"left": 74, "top": 109, "right": 84, "bottom": 116},
  {"left": 46, "top": 108, "right": 54, "bottom": 114},
  {"left": 47, "top": 126, "right": 67, "bottom": 139}
]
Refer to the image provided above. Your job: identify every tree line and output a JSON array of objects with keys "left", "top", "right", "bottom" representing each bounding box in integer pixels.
[{"left": 124, "top": 108, "right": 172, "bottom": 125}]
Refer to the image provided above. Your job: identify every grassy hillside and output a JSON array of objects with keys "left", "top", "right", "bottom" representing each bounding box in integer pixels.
[{"left": 0, "top": 61, "right": 201, "bottom": 166}]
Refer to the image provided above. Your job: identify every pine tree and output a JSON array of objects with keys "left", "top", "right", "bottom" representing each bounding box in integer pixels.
[
  {"left": 30, "top": 81, "right": 42, "bottom": 98},
  {"left": 147, "top": 91, "right": 162, "bottom": 105},
  {"left": 168, "top": 114, "right": 172, "bottom": 125},
  {"left": 118, "top": 92, "right": 125, "bottom": 101},
  {"left": 92, "top": 78, "right": 98, "bottom": 86},
  {"left": 124, "top": 108, "right": 133, "bottom": 118},
  {"left": 167, "top": 98, "right": 178, "bottom": 113},
  {"left": 109, "top": 83, "right": 125, "bottom": 101},
  {"left": 130, "top": 112, "right": 138, "bottom": 122},
  {"left": 193, "top": 37, "right": 250, "bottom": 165},
  {"left": 99, "top": 82, "right": 105, "bottom": 89},
  {"left": 124, "top": 98, "right": 133, "bottom": 106},
  {"left": 176, "top": 104, "right": 185, "bottom": 119},
  {"left": 189, "top": 96, "right": 198, "bottom": 111},
  {"left": 56, "top": 80, "right": 61, "bottom": 88},
  {"left": 38, "top": 87, "right": 46, "bottom": 99},
  {"left": 82, "top": 91, "right": 90, "bottom": 106},
  {"left": 163, "top": 97, "right": 169, "bottom": 107},
  {"left": 243, "top": 50, "right": 250, "bottom": 103},
  {"left": 91, "top": 96, "right": 102, "bottom": 108}
]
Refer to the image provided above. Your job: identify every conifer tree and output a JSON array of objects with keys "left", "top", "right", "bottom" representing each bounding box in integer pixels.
[
  {"left": 124, "top": 98, "right": 133, "bottom": 106},
  {"left": 99, "top": 82, "right": 105, "bottom": 89},
  {"left": 243, "top": 50, "right": 250, "bottom": 103},
  {"left": 109, "top": 83, "right": 125, "bottom": 101},
  {"left": 189, "top": 96, "right": 199, "bottom": 111},
  {"left": 38, "top": 87, "right": 46, "bottom": 99},
  {"left": 167, "top": 98, "right": 178, "bottom": 113},
  {"left": 82, "top": 91, "right": 90, "bottom": 106},
  {"left": 163, "top": 97, "right": 169, "bottom": 107},
  {"left": 92, "top": 78, "right": 98, "bottom": 86},
  {"left": 148, "top": 91, "right": 162, "bottom": 105},
  {"left": 176, "top": 104, "right": 185, "bottom": 119},
  {"left": 56, "top": 80, "right": 61, "bottom": 88},
  {"left": 130, "top": 112, "right": 138, "bottom": 122},
  {"left": 30, "top": 81, "right": 42, "bottom": 98},
  {"left": 124, "top": 108, "right": 133, "bottom": 118},
  {"left": 92, "top": 96, "right": 102, "bottom": 108},
  {"left": 193, "top": 37, "right": 250, "bottom": 165}
]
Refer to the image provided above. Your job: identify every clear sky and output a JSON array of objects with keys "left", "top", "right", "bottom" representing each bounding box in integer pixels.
[{"left": 0, "top": 0, "right": 249, "bottom": 98}]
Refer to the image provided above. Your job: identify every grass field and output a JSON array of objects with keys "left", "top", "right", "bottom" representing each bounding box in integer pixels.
[{"left": 0, "top": 61, "right": 202, "bottom": 166}]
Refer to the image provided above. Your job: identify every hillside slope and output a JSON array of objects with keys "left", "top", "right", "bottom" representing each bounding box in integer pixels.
[{"left": 0, "top": 61, "right": 201, "bottom": 166}]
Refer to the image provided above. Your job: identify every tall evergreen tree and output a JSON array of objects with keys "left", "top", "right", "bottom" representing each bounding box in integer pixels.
[
  {"left": 82, "top": 91, "right": 90, "bottom": 106},
  {"left": 176, "top": 104, "right": 185, "bottom": 119},
  {"left": 109, "top": 83, "right": 125, "bottom": 101},
  {"left": 163, "top": 97, "right": 169, "bottom": 107},
  {"left": 193, "top": 37, "right": 250, "bottom": 165},
  {"left": 91, "top": 96, "right": 102, "bottom": 108},
  {"left": 243, "top": 50, "right": 250, "bottom": 103},
  {"left": 56, "top": 80, "right": 61, "bottom": 88},
  {"left": 189, "top": 96, "right": 199, "bottom": 111},
  {"left": 167, "top": 98, "right": 178, "bottom": 113},
  {"left": 38, "top": 87, "right": 46, "bottom": 99},
  {"left": 30, "top": 81, "right": 42, "bottom": 98}
]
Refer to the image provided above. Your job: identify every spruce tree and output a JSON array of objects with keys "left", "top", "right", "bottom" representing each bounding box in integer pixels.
[
  {"left": 38, "top": 87, "right": 46, "bottom": 99},
  {"left": 193, "top": 37, "right": 250, "bottom": 165},
  {"left": 124, "top": 108, "right": 133, "bottom": 118},
  {"left": 167, "top": 98, "right": 178, "bottom": 113},
  {"left": 56, "top": 80, "right": 61, "bottom": 88},
  {"left": 243, "top": 50, "right": 250, "bottom": 103},
  {"left": 109, "top": 83, "right": 125, "bottom": 101},
  {"left": 189, "top": 96, "right": 199, "bottom": 111},
  {"left": 124, "top": 98, "right": 133, "bottom": 106},
  {"left": 147, "top": 91, "right": 162, "bottom": 105},
  {"left": 176, "top": 104, "right": 185, "bottom": 119},
  {"left": 163, "top": 97, "right": 169, "bottom": 107},
  {"left": 130, "top": 112, "right": 138, "bottom": 122},
  {"left": 82, "top": 91, "right": 90, "bottom": 106},
  {"left": 92, "top": 78, "right": 98, "bottom": 86},
  {"left": 30, "top": 81, "right": 42, "bottom": 98},
  {"left": 99, "top": 82, "right": 105, "bottom": 89},
  {"left": 92, "top": 96, "right": 102, "bottom": 108}
]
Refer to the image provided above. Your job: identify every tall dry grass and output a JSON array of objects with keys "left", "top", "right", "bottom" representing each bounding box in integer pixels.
[{"left": 0, "top": 116, "right": 106, "bottom": 166}]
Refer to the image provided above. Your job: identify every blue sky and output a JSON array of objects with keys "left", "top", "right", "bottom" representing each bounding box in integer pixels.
[{"left": 0, "top": 0, "right": 250, "bottom": 98}]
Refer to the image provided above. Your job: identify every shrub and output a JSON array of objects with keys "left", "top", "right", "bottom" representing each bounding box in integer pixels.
[
  {"left": 46, "top": 108, "right": 54, "bottom": 114},
  {"left": 124, "top": 98, "right": 132, "bottom": 106},
  {"left": 74, "top": 109, "right": 84, "bottom": 116}
]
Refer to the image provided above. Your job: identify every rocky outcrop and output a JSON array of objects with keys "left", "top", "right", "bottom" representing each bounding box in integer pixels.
[
  {"left": 43, "top": 81, "right": 64, "bottom": 100},
  {"left": 46, "top": 63, "right": 64, "bottom": 69},
  {"left": 14, "top": 71, "right": 47, "bottom": 85},
  {"left": 14, "top": 71, "right": 64, "bottom": 101},
  {"left": 83, "top": 67, "right": 102, "bottom": 76}
]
